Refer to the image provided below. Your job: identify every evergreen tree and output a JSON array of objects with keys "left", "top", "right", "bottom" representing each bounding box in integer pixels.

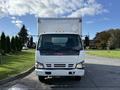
[
  {"left": 18, "top": 37, "right": 22, "bottom": 51},
  {"left": 28, "top": 36, "right": 33, "bottom": 48},
  {"left": 0, "top": 37, "right": 1, "bottom": 54},
  {"left": 5, "top": 36, "right": 11, "bottom": 53},
  {"left": 18, "top": 25, "right": 28, "bottom": 46},
  {"left": 84, "top": 35, "right": 89, "bottom": 47},
  {"left": 1, "top": 32, "right": 6, "bottom": 55},
  {"left": 11, "top": 36, "right": 16, "bottom": 52},
  {"left": 30, "top": 36, "right": 33, "bottom": 48},
  {"left": 15, "top": 36, "right": 19, "bottom": 51}
]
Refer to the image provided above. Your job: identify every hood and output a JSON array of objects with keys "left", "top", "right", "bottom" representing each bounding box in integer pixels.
[{"left": 35, "top": 51, "right": 84, "bottom": 64}]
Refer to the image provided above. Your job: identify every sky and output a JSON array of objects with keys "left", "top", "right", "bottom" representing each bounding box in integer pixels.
[{"left": 0, "top": 0, "right": 120, "bottom": 41}]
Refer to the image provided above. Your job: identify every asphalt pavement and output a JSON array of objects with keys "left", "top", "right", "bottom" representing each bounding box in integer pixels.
[{"left": 0, "top": 55, "right": 120, "bottom": 90}]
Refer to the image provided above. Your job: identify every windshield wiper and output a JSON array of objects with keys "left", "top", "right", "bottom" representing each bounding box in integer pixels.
[
  {"left": 38, "top": 47, "right": 53, "bottom": 51},
  {"left": 71, "top": 47, "right": 83, "bottom": 51}
]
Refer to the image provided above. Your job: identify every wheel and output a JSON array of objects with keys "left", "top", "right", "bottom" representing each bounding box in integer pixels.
[
  {"left": 38, "top": 76, "right": 45, "bottom": 82},
  {"left": 74, "top": 76, "right": 81, "bottom": 81}
]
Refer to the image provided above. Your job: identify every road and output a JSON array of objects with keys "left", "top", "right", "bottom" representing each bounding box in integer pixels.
[{"left": 1, "top": 55, "right": 120, "bottom": 90}]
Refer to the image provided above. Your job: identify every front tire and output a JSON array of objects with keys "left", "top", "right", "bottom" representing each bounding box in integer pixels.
[
  {"left": 74, "top": 76, "right": 81, "bottom": 81},
  {"left": 38, "top": 76, "right": 45, "bottom": 82}
]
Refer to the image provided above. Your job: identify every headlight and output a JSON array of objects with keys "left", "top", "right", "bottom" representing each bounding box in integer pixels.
[
  {"left": 76, "top": 63, "right": 83, "bottom": 69},
  {"left": 76, "top": 61, "right": 85, "bottom": 69},
  {"left": 36, "top": 62, "right": 44, "bottom": 69}
]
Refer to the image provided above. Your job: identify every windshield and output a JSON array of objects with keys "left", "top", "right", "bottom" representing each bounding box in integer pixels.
[{"left": 37, "top": 34, "right": 83, "bottom": 55}]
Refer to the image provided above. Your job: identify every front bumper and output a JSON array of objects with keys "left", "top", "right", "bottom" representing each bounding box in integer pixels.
[{"left": 35, "top": 68, "right": 85, "bottom": 76}]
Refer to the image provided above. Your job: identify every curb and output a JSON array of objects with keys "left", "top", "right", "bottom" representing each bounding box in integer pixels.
[{"left": 0, "top": 66, "right": 35, "bottom": 85}]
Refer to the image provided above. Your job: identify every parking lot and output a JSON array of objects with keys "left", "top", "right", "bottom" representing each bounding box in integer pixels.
[{"left": 1, "top": 55, "right": 120, "bottom": 90}]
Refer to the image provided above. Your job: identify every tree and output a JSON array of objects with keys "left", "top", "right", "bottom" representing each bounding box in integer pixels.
[
  {"left": 94, "top": 31, "right": 111, "bottom": 49},
  {"left": 108, "top": 29, "right": 120, "bottom": 49},
  {"left": 1, "top": 32, "right": 6, "bottom": 55},
  {"left": 17, "top": 37, "right": 23, "bottom": 51},
  {"left": 15, "top": 36, "right": 19, "bottom": 51},
  {"left": 27, "top": 36, "right": 33, "bottom": 48},
  {"left": 5, "top": 36, "right": 11, "bottom": 53},
  {"left": 18, "top": 25, "right": 28, "bottom": 46},
  {"left": 0, "top": 37, "right": 1, "bottom": 54},
  {"left": 30, "top": 36, "right": 33, "bottom": 48},
  {"left": 94, "top": 29, "right": 120, "bottom": 50},
  {"left": 11, "top": 36, "right": 16, "bottom": 52},
  {"left": 84, "top": 35, "right": 89, "bottom": 47}
]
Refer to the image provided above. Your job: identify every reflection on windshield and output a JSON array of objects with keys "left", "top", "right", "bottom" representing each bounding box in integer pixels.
[{"left": 37, "top": 34, "right": 82, "bottom": 55}]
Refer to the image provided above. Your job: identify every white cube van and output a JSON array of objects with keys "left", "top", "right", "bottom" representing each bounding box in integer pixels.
[{"left": 35, "top": 18, "right": 85, "bottom": 81}]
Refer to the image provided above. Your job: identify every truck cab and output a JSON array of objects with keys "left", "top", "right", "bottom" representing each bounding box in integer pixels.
[{"left": 35, "top": 18, "right": 85, "bottom": 81}]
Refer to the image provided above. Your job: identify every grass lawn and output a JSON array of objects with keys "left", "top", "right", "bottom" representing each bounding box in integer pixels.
[
  {"left": 87, "top": 50, "right": 120, "bottom": 59},
  {"left": 0, "top": 49, "right": 35, "bottom": 80}
]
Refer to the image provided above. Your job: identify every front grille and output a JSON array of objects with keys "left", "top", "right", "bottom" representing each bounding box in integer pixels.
[
  {"left": 46, "top": 64, "right": 51, "bottom": 67},
  {"left": 46, "top": 64, "right": 74, "bottom": 68},
  {"left": 54, "top": 64, "right": 66, "bottom": 68},
  {"left": 68, "top": 64, "right": 74, "bottom": 67}
]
